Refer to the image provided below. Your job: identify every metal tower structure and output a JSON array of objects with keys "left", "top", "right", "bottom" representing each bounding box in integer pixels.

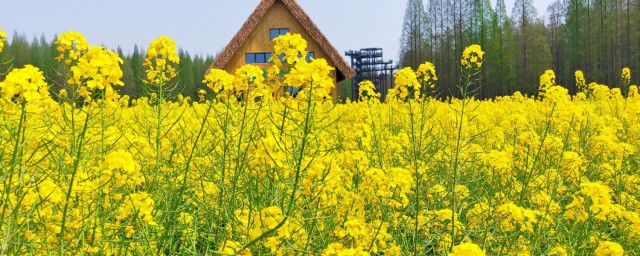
[{"left": 345, "top": 48, "right": 398, "bottom": 101}]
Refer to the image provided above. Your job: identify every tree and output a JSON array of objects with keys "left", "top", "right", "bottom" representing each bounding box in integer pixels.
[
  {"left": 470, "top": 0, "right": 494, "bottom": 97},
  {"left": 399, "top": 0, "right": 430, "bottom": 69},
  {"left": 512, "top": 0, "right": 540, "bottom": 93},
  {"left": 547, "top": 0, "right": 567, "bottom": 87},
  {"left": 178, "top": 49, "right": 196, "bottom": 99},
  {"left": 489, "top": 0, "right": 514, "bottom": 95},
  {"left": 130, "top": 44, "right": 144, "bottom": 98},
  {"left": 10, "top": 31, "right": 31, "bottom": 68},
  {"left": 117, "top": 46, "right": 136, "bottom": 98}
]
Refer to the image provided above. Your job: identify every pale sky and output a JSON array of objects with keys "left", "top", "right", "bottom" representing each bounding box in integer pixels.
[{"left": 1, "top": 0, "right": 554, "bottom": 61}]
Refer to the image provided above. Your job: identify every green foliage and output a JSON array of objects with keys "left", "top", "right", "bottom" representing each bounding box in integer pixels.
[
  {"left": 413, "top": 0, "right": 640, "bottom": 99},
  {"left": 0, "top": 32, "right": 215, "bottom": 100}
]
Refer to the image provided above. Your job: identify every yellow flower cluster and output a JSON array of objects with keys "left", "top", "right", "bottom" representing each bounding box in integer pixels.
[
  {"left": 285, "top": 58, "right": 335, "bottom": 100},
  {"left": 202, "top": 34, "right": 334, "bottom": 102},
  {"left": 0, "top": 65, "right": 49, "bottom": 102},
  {"left": 621, "top": 67, "right": 631, "bottom": 84},
  {"left": 358, "top": 80, "right": 380, "bottom": 100},
  {"left": 0, "top": 29, "right": 6, "bottom": 53},
  {"left": 417, "top": 61, "right": 438, "bottom": 93},
  {"left": 144, "top": 35, "right": 180, "bottom": 85},
  {"left": 461, "top": 44, "right": 485, "bottom": 69},
  {"left": 203, "top": 68, "right": 234, "bottom": 94},
  {"left": 595, "top": 241, "right": 624, "bottom": 256},
  {"left": 449, "top": 242, "right": 486, "bottom": 256},
  {"left": 100, "top": 150, "right": 144, "bottom": 187},
  {"left": 223, "top": 206, "right": 306, "bottom": 255},
  {"left": 271, "top": 33, "right": 308, "bottom": 65},
  {"left": 538, "top": 69, "right": 557, "bottom": 98},
  {"left": 54, "top": 31, "right": 90, "bottom": 64},
  {"left": 53, "top": 31, "right": 125, "bottom": 103},
  {"left": 494, "top": 202, "right": 540, "bottom": 232},
  {"left": 116, "top": 192, "right": 157, "bottom": 226},
  {"left": 548, "top": 245, "right": 569, "bottom": 256},
  {"left": 575, "top": 70, "right": 587, "bottom": 93},
  {"left": 68, "top": 46, "right": 124, "bottom": 101},
  {"left": 389, "top": 67, "right": 421, "bottom": 100}
]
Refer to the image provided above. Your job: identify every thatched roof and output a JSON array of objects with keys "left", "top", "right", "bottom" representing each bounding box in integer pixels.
[{"left": 209, "top": 0, "right": 355, "bottom": 81}]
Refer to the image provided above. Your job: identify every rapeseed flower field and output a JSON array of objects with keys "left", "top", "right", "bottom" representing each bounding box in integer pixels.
[{"left": 1, "top": 30, "right": 639, "bottom": 255}]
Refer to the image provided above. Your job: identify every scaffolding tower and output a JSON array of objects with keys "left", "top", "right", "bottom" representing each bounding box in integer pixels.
[{"left": 345, "top": 48, "right": 398, "bottom": 101}]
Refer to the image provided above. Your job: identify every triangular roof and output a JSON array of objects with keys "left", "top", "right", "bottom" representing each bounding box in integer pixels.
[{"left": 210, "top": 0, "right": 355, "bottom": 81}]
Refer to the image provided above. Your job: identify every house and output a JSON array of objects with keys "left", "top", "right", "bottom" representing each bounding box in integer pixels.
[{"left": 209, "top": 0, "right": 355, "bottom": 98}]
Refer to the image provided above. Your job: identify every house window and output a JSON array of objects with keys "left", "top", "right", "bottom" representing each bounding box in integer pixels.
[
  {"left": 246, "top": 53, "right": 272, "bottom": 64},
  {"left": 245, "top": 53, "right": 256, "bottom": 63},
  {"left": 255, "top": 53, "right": 266, "bottom": 63},
  {"left": 287, "top": 87, "right": 301, "bottom": 97},
  {"left": 246, "top": 52, "right": 314, "bottom": 64},
  {"left": 306, "top": 52, "right": 315, "bottom": 62},
  {"left": 270, "top": 28, "right": 289, "bottom": 40}
]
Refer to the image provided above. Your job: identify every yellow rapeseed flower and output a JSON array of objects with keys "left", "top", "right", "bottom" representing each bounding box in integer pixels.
[
  {"left": 69, "top": 46, "right": 124, "bottom": 89},
  {"left": 178, "top": 212, "right": 194, "bottom": 225},
  {"left": 494, "top": 203, "right": 539, "bottom": 232},
  {"left": 203, "top": 69, "right": 234, "bottom": 93},
  {"left": 390, "top": 67, "right": 420, "bottom": 100},
  {"left": 575, "top": 70, "right": 586, "bottom": 93},
  {"left": 449, "top": 242, "right": 486, "bottom": 256},
  {"left": 543, "top": 85, "right": 570, "bottom": 103},
  {"left": 538, "top": 70, "right": 556, "bottom": 97},
  {"left": 417, "top": 61, "right": 438, "bottom": 89},
  {"left": 117, "top": 192, "right": 157, "bottom": 226},
  {"left": 0, "top": 65, "right": 49, "bottom": 102},
  {"left": 580, "top": 182, "right": 613, "bottom": 205},
  {"left": 0, "top": 28, "right": 6, "bottom": 53},
  {"left": 272, "top": 33, "right": 308, "bottom": 65},
  {"left": 125, "top": 225, "right": 135, "bottom": 238},
  {"left": 285, "top": 58, "right": 335, "bottom": 100},
  {"left": 101, "top": 150, "right": 140, "bottom": 173},
  {"left": 461, "top": 44, "right": 485, "bottom": 69},
  {"left": 55, "top": 31, "right": 90, "bottom": 64},
  {"left": 67, "top": 46, "right": 124, "bottom": 102},
  {"left": 218, "top": 240, "right": 252, "bottom": 256},
  {"left": 358, "top": 80, "right": 380, "bottom": 100},
  {"left": 322, "top": 242, "right": 370, "bottom": 256},
  {"left": 595, "top": 241, "right": 624, "bottom": 256},
  {"left": 144, "top": 35, "right": 180, "bottom": 85},
  {"left": 548, "top": 245, "right": 569, "bottom": 256},
  {"left": 621, "top": 67, "right": 631, "bottom": 84}
]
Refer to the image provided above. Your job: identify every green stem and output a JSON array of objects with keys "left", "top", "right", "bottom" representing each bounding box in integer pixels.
[
  {"left": 160, "top": 99, "right": 215, "bottom": 252},
  {"left": 450, "top": 68, "right": 473, "bottom": 250},
  {"left": 59, "top": 109, "right": 91, "bottom": 254},
  {"left": 156, "top": 77, "right": 164, "bottom": 174},
  {"left": 239, "top": 81, "right": 316, "bottom": 252},
  {"left": 0, "top": 102, "right": 27, "bottom": 244},
  {"left": 409, "top": 99, "right": 421, "bottom": 256}
]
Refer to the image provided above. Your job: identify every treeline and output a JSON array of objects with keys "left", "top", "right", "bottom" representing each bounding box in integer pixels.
[
  {"left": 399, "top": 0, "right": 640, "bottom": 98},
  {"left": 0, "top": 32, "right": 215, "bottom": 99}
]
